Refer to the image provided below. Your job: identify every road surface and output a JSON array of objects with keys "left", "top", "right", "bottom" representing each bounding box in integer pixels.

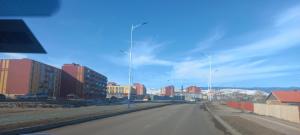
[{"left": 38, "top": 103, "right": 225, "bottom": 135}]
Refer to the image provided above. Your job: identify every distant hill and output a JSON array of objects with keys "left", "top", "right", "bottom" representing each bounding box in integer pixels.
[{"left": 199, "top": 87, "right": 300, "bottom": 93}]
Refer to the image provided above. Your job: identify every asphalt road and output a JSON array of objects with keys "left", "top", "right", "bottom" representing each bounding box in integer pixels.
[{"left": 39, "top": 103, "right": 225, "bottom": 135}]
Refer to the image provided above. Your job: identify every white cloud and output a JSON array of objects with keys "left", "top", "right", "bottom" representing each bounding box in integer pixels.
[
  {"left": 131, "top": 40, "right": 174, "bottom": 67},
  {"left": 45, "top": 57, "right": 78, "bottom": 68},
  {"left": 2, "top": 53, "right": 28, "bottom": 59},
  {"left": 214, "top": 27, "right": 300, "bottom": 64},
  {"left": 110, "top": 39, "right": 174, "bottom": 68},
  {"left": 106, "top": 5, "right": 300, "bottom": 86},
  {"left": 275, "top": 5, "right": 300, "bottom": 27},
  {"left": 190, "top": 28, "right": 224, "bottom": 53},
  {"left": 169, "top": 5, "right": 300, "bottom": 84}
]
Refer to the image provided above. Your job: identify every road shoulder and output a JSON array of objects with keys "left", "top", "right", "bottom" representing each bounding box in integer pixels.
[{"left": 208, "top": 102, "right": 300, "bottom": 135}]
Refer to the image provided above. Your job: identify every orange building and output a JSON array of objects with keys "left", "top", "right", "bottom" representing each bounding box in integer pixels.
[
  {"left": 60, "top": 63, "right": 107, "bottom": 99},
  {"left": 161, "top": 85, "right": 175, "bottom": 97},
  {"left": 186, "top": 86, "right": 201, "bottom": 94},
  {"left": 134, "top": 83, "right": 146, "bottom": 96},
  {"left": 0, "top": 59, "right": 61, "bottom": 98}
]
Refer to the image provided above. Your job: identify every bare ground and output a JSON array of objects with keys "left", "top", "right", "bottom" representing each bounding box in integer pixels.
[{"left": 221, "top": 116, "right": 285, "bottom": 135}]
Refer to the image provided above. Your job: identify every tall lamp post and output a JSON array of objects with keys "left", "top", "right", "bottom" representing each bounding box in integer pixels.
[
  {"left": 211, "top": 69, "right": 218, "bottom": 101},
  {"left": 209, "top": 55, "right": 212, "bottom": 93},
  {"left": 200, "top": 54, "right": 212, "bottom": 101},
  {"left": 128, "top": 22, "right": 147, "bottom": 108}
]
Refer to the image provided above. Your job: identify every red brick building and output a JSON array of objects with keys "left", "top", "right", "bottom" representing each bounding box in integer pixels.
[
  {"left": 161, "top": 85, "right": 175, "bottom": 97},
  {"left": 186, "top": 86, "right": 201, "bottom": 94},
  {"left": 134, "top": 83, "right": 146, "bottom": 96},
  {"left": 0, "top": 59, "right": 61, "bottom": 98},
  {"left": 60, "top": 63, "right": 107, "bottom": 99}
]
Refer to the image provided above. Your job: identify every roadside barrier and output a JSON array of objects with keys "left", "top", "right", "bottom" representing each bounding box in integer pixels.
[{"left": 226, "top": 101, "right": 254, "bottom": 112}]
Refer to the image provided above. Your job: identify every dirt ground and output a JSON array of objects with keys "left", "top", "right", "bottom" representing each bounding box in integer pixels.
[{"left": 221, "top": 116, "right": 285, "bottom": 135}]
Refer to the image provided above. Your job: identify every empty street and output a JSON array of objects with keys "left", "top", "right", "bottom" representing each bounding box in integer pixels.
[{"left": 39, "top": 104, "right": 225, "bottom": 135}]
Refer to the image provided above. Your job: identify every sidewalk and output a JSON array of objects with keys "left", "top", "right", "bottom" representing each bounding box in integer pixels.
[{"left": 209, "top": 103, "right": 300, "bottom": 135}]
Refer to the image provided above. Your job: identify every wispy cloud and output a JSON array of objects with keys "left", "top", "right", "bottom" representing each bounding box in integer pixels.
[
  {"left": 275, "top": 5, "right": 300, "bottom": 27},
  {"left": 45, "top": 57, "right": 79, "bottom": 68},
  {"left": 105, "top": 5, "right": 300, "bottom": 87},
  {"left": 131, "top": 40, "right": 174, "bottom": 67},
  {"left": 169, "top": 5, "right": 300, "bottom": 85},
  {"left": 108, "top": 39, "right": 174, "bottom": 68},
  {"left": 190, "top": 28, "right": 224, "bottom": 53},
  {"left": 215, "top": 27, "right": 300, "bottom": 64}
]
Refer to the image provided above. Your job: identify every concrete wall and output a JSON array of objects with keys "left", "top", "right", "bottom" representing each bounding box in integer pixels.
[{"left": 254, "top": 103, "right": 300, "bottom": 123}]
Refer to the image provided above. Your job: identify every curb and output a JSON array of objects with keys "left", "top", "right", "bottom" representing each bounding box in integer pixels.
[
  {"left": 205, "top": 103, "right": 242, "bottom": 135},
  {"left": 1, "top": 103, "right": 173, "bottom": 135}
]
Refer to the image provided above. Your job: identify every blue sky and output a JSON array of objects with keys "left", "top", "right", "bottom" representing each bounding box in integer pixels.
[{"left": 1, "top": 0, "right": 300, "bottom": 88}]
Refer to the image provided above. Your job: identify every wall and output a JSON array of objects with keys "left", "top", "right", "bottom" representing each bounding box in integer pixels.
[
  {"left": 254, "top": 103, "right": 300, "bottom": 123},
  {"left": 1, "top": 59, "right": 32, "bottom": 95},
  {"left": 61, "top": 64, "right": 107, "bottom": 99},
  {"left": 29, "top": 60, "right": 61, "bottom": 97},
  {"left": 240, "top": 102, "right": 254, "bottom": 112}
]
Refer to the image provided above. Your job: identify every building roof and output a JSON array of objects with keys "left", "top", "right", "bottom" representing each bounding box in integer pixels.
[{"left": 271, "top": 90, "right": 300, "bottom": 103}]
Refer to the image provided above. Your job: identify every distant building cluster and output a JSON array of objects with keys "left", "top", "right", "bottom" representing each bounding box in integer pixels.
[
  {"left": 0, "top": 58, "right": 149, "bottom": 100},
  {"left": 146, "top": 85, "right": 204, "bottom": 102},
  {"left": 106, "top": 83, "right": 136, "bottom": 98},
  {"left": 0, "top": 58, "right": 213, "bottom": 102},
  {"left": 0, "top": 59, "right": 107, "bottom": 100}
]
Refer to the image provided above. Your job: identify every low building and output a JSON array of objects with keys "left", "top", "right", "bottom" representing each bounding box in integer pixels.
[
  {"left": 60, "top": 63, "right": 107, "bottom": 99},
  {"left": 0, "top": 59, "right": 61, "bottom": 98},
  {"left": 266, "top": 90, "right": 300, "bottom": 105},
  {"left": 107, "top": 82, "right": 117, "bottom": 86},
  {"left": 161, "top": 85, "right": 175, "bottom": 97},
  {"left": 151, "top": 95, "right": 183, "bottom": 101},
  {"left": 106, "top": 85, "right": 136, "bottom": 99},
  {"left": 134, "top": 83, "right": 147, "bottom": 96},
  {"left": 185, "top": 93, "right": 202, "bottom": 102},
  {"left": 185, "top": 86, "right": 202, "bottom": 101}
]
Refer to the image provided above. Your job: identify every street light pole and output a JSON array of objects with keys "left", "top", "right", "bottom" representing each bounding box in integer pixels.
[
  {"left": 207, "top": 55, "right": 212, "bottom": 101},
  {"left": 128, "top": 22, "right": 147, "bottom": 109},
  {"left": 128, "top": 25, "right": 133, "bottom": 109},
  {"left": 209, "top": 55, "right": 212, "bottom": 92}
]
